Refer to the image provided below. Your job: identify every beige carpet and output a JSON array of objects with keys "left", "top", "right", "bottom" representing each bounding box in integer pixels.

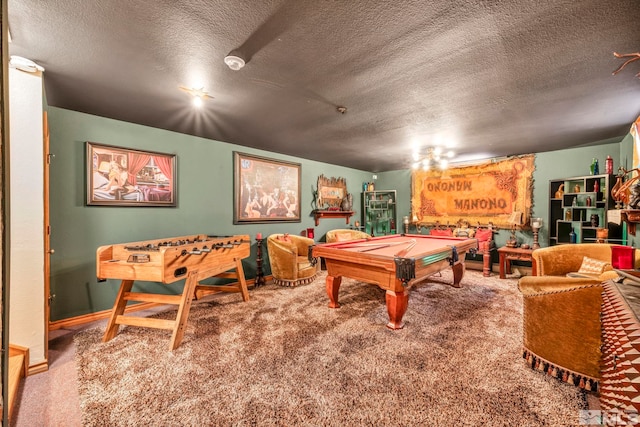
[{"left": 74, "top": 270, "right": 587, "bottom": 426}]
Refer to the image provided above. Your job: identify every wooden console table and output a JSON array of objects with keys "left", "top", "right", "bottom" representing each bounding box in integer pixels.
[
  {"left": 312, "top": 210, "right": 354, "bottom": 226},
  {"left": 497, "top": 246, "right": 537, "bottom": 279}
]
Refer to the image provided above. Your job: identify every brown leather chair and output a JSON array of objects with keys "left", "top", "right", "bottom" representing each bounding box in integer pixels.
[{"left": 267, "top": 234, "right": 319, "bottom": 287}]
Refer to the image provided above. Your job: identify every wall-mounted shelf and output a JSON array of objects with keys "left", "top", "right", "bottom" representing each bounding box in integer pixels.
[{"left": 312, "top": 210, "right": 354, "bottom": 226}]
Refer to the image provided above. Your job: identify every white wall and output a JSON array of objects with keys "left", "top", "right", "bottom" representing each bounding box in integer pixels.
[{"left": 9, "top": 67, "right": 45, "bottom": 366}]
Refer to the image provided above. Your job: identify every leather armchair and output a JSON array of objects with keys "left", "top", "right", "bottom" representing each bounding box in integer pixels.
[
  {"left": 518, "top": 244, "right": 640, "bottom": 392},
  {"left": 267, "top": 234, "right": 319, "bottom": 287},
  {"left": 325, "top": 229, "right": 371, "bottom": 243}
]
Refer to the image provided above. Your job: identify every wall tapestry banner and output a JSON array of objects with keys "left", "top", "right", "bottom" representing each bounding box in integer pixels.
[{"left": 411, "top": 154, "right": 535, "bottom": 229}]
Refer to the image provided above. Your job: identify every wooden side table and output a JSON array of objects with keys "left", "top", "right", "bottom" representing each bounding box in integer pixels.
[{"left": 497, "top": 246, "right": 537, "bottom": 279}]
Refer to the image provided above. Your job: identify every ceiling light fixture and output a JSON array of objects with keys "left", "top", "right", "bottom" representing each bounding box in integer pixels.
[
  {"left": 179, "top": 86, "right": 213, "bottom": 108},
  {"left": 411, "top": 146, "right": 456, "bottom": 171},
  {"left": 224, "top": 55, "right": 245, "bottom": 71},
  {"left": 9, "top": 55, "right": 44, "bottom": 73}
]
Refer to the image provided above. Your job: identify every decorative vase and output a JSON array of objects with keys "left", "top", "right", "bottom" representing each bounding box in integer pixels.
[
  {"left": 341, "top": 193, "right": 353, "bottom": 211},
  {"left": 605, "top": 156, "right": 614, "bottom": 174}
]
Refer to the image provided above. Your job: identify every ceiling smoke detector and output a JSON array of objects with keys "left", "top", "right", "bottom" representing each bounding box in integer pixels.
[{"left": 224, "top": 55, "right": 245, "bottom": 71}]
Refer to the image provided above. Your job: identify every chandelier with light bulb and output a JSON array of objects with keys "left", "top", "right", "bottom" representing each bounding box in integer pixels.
[{"left": 412, "top": 147, "right": 455, "bottom": 170}]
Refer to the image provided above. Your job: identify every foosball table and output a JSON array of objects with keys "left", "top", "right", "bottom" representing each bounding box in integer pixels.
[{"left": 96, "top": 234, "right": 251, "bottom": 350}]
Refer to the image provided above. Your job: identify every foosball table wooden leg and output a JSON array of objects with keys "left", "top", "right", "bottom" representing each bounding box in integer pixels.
[
  {"left": 235, "top": 258, "right": 250, "bottom": 302},
  {"left": 169, "top": 271, "right": 199, "bottom": 350},
  {"left": 103, "top": 279, "right": 134, "bottom": 343}
]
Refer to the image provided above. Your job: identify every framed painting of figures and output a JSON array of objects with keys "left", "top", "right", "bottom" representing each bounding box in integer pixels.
[{"left": 233, "top": 152, "right": 301, "bottom": 223}]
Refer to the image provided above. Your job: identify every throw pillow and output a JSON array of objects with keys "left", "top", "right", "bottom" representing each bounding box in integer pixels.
[
  {"left": 430, "top": 228, "right": 453, "bottom": 237},
  {"left": 475, "top": 228, "right": 493, "bottom": 242},
  {"left": 577, "top": 256, "right": 610, "bottom": 276},
  {"left": 453, "top": 227, "right": 475, "bottom": 238}
]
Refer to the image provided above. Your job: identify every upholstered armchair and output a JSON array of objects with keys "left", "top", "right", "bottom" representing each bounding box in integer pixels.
[
  {"left": 530, "top": 243, "right": 640, "bottom": 281},
  {"left": 325, "top": 229, "right": 371, "bottom": 243},
  {"left": 518, "top": 244, "right": 640, "bottom": 392},
  {"left": 267, "top": 234, "right": 319, "bottom": 287}
]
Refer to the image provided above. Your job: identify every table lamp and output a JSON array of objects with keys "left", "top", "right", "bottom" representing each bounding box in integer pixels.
[
  {"left": 506, "top": 211, "right": 523, "bottom": 248},
  {"left": 531, "top": 217, "right": 543, "bottom": 250}
]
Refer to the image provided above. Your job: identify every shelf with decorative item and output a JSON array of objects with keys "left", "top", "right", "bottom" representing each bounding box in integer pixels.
[{"left": 312, "top": 209, "right": 354, "bottom": 226}]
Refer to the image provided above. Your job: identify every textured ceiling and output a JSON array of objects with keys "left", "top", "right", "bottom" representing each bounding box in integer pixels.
[{"left": 8, "top": 0, "right": 640, "bottom": 172}]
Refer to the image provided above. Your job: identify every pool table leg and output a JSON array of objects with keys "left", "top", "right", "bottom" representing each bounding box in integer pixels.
[
  {"left": 452, "top": 261, "right": 466, "bottom": 288},
  {"left": 385, "top": 289, "right": 409, "bottom": 329},
  {"left": 326, "top": 275, "right": 342, "bottom": 308}
]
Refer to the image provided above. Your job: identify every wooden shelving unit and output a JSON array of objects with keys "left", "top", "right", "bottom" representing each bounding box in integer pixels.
[
  {"left": 548, "top": 173, "right": 621, "bottom": 245},
  {"left": 361, "top": 190, "right": 397, "bottom": 236}
]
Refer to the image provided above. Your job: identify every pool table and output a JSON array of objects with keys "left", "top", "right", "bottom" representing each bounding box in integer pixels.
[{"left": 311, "top": 234, "right": 478, "bottom": 329}]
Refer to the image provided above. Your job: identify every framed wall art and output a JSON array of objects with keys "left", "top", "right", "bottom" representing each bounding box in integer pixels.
[
  {"left": 234, "top": 152, "right": 301, "bottom": 223},
  {"left": 86, "top": 142, "right": 177, "bottom": 207}
]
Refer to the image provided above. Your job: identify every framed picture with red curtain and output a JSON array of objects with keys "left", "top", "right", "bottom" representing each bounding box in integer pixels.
[{"left": 85, "top": 142, "right": 176, "bottom": 207}]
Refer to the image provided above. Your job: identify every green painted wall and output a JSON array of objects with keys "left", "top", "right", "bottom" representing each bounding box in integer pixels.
[
  {"left": 376, "top": 142, "right": 623, "bottom": 248},
  {"left": 48, "top": 105, "right": 633, "bottom": 321},
  {"left": 47, "top": 107, "right": 371, "bottom": 320}
]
